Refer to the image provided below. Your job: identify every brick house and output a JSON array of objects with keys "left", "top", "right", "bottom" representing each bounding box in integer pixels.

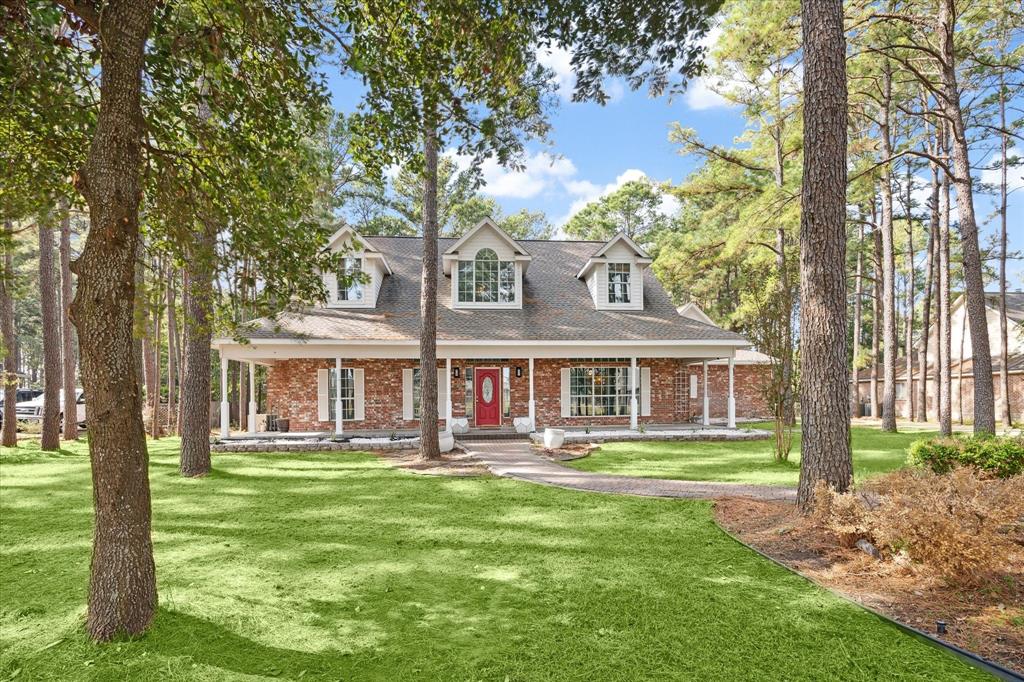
[{"left": 213, "top": 220, "right": 761, "bottom": 436}]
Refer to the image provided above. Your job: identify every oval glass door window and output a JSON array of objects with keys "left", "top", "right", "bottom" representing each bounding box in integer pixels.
[{"left": 482, "top": 376, "right": 494, "bottom": 403}]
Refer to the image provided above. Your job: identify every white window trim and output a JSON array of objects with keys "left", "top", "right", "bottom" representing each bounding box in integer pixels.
[
  {"left": 325, "top": 252, "right": 378, "bottom": 309},
  {"left": 452, "top": 258, "right": 523, "bottom": 310},
  {"left": 595, "top": 259, "right": 643, "bottom": 311}
]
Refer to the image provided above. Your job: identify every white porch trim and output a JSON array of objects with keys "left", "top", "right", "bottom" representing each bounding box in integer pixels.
[{"left": 220, "top": 349, "right": 229, "bottom": 438}]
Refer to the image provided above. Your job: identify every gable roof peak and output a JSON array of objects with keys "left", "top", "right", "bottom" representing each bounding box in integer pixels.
[
  {"left": 591, "top": 231, "right": 652, "bottom": 260},
  {"left": 443, "top": 217, "right": 531, "bottom": 257}
]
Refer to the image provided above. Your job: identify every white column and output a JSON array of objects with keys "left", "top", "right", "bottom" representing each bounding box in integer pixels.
[
  {"left": 702, "top": 360, "right": 710, "bottom": 426},
  {"left": 334, "top": 358, "right": 344, "bottom": 436},
  {"left": 220, "top": 349, "right": 229, "bottom": 438},
  {"left": 630, "top": 357, "right": 638, "bottom": 430},
  {"left": 445, "top": 357, "right": 453, "bottom": 431},
  {"left": 727, "top": 356, "right": 736, "bottom": 428},
  {"left": 247, "top": 361, "right": 257, "bottom": 434},
  {"left": 528, "top": 357, "right": 536, "bottom": 431}
]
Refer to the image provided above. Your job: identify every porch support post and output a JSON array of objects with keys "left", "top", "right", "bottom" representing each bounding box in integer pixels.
[
  {"left": 334, "top": 358, "right": 344, "bottom": 436},
  {"left": 247, "top": 361, "right": 257, "bottom": 434},
  {"left": 727, "top": 356, "right": 736, "bottom": 428},
  {"left": 445, "top": 357, "right": 453, "bottom": 431},
  {"left": 702, "top": 361, "right": 710, "bottom": 426},
  {"left": 219, "top": 349, "right": 229, "bottom": 438},
  {"left": 630, "top": 357, "right": 638, "bottom": 430},
  {"left": 528, "top": 357, "right": 536, "bottom": 431}
]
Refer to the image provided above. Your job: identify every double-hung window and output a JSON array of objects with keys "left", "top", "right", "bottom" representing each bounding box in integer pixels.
[
  {"left": 337, "top": 257, "right": 363, "bottom": 302},
  {"left": 458, "top": 249, "right": 516, "bottom": 303},
  {"left": 570, "top": 367, "right": 631, "bottom": 416},
  {"left": 328, "top": 368, "right": 355, "bottom": 420},
  {"left": 607, "top": 263, "right": 631, "bottom": 304}
]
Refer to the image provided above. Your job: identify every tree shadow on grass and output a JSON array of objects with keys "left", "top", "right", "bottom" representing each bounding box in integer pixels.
[{"left": 142, "top": 608, "right": 363, "bottom": 680}]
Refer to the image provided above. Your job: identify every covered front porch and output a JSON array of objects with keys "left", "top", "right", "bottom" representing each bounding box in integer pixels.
[{"left": 212, "top": 338, "right": 751, "bottom": 440}]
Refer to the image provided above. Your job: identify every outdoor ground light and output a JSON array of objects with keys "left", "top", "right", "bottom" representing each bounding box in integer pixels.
[{"left": 936, "top": 620, "right": 947, "bottom": 635}]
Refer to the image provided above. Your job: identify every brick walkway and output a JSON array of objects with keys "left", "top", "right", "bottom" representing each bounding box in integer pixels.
[{"left": 460, "top": 440, "right": 796, "bottom": 502}]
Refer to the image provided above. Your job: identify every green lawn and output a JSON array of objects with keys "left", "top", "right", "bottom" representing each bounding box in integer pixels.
[
  {"left": 566, "top": 423, "right": 936, "bottom": 487},
  {"left": 1, "top": 438, "right": 983, "bottom": 680}
]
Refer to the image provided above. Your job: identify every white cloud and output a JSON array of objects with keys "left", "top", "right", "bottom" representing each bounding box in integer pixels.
[
  {"left": 684, "top": 77, "right": 736, "bottom": 111},
  {"left": 454, "top": 151, "right": 577, "bottom": 200},
  {"left": 559, "top": 168, "right": 677, "bottom": 226},
  {"left": 981, "top": 146, "right": 1024, "bottom": 191}
]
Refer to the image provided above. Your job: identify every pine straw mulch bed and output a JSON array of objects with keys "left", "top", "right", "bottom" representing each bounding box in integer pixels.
[
  {"left": 715, "top": 497, "right": 1024, "bottom": 674},
  {"left": 373, "top": 447, "right": 491, "bottom": 477}
]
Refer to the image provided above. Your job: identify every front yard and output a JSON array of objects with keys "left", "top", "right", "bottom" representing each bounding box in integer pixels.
[
  {"left": 1, "top": 437, "right": 984, "bottom": 680},
  {"left": 566, "top": 423, "right": 935, "bottom": 486}
]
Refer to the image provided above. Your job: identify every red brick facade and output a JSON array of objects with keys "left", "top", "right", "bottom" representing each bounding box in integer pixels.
[
  {"left": 855, "top": 372, "right": 1024, "bottom": 423},
  {"left": 266, "top": 356, "right": 772, "bottom": 432}
]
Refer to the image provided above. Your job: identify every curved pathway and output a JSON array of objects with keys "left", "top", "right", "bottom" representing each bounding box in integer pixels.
[{"left": 460, "top": 439, "right": 796, "bottom": 501}]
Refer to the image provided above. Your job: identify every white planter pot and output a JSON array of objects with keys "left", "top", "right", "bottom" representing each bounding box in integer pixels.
[
  {"left": 513, "top": 417, "right": 533, "bottom": 434},
  {"left": 438, "top": 431, "right": 455, "bottom": 453},
  {"left": 450, "top": 418, "right": 469, "bottom": 434},
  {"left": 543, "top": 428, "right": 565, "bottom": 449}
]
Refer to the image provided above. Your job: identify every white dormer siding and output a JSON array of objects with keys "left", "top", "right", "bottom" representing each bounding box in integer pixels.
[
  {"left": 321, "top": 225, "right": 392, "bottom": 309},
  {"left": 444, "top": 218, "right": 530, "bottom": 310},
  {"left": 578, "top": 234, "right": 650, "bottom": 311}
]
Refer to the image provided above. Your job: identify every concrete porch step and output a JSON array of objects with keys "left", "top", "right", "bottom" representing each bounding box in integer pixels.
[{"left": 459, "top": 428, "right": 530, "bottom": 441}]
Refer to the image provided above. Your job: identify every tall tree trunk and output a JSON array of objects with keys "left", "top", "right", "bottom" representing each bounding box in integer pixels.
[
  {"left": 237, "top": 261, "right": 248, "bottom": 433},
  {"left": 938, "top": 124, "right": 952, "bottom": 436},
  {"left": 871, "top": 222, "right": 881, "bottom": 420},
  {"left": 179, "top": 245, "right": 214, "bottom": 475},
  {"left": 916, "top": 194, "right": 935, "bottom": 422},
  {"left": 66, "top": 0, "right": 159, "bottom": 642},
  {"left": 850, "top": 220, "right": 864, "bottom": 417},
  {"left": 60, "top": 200, "right": 78, "bottom": 440},
  {"left": 1, "top": 219, "right": 17, "bottom": 447},
  {"left": 878, "top": 65, "right": 897, "bottom": 432},
  {"left": 149, "top": 260, "right": 161, "bottom": 440},
  {"left": 938, "top": 0, "right": 995, "bottom": 434},
  {"left": 997, "top": 73, "right": 1011, "bottom": 427},
  {"left": 420, "top": 115, "right": 441, "bottom": 461},
  {"left": 772, "top": 110, "right": 795, "bottom": 427},
  {"left": 39, "top": 217, "right": 61, "bottom": 450},
  {"left": 797, "top": 0, "right": 851, "bottom": 509},
  {"left": 957, "top": 310, "right": 966, "bottom": 424},
  {"left": 166, "top": 268, "right": 178, "bottom": 434},
  {"left": 179, "top": 76, "right": 217, "bottom": 476},
  {"left": 903, "top": 162, "right": 915, "bottom": 420}
]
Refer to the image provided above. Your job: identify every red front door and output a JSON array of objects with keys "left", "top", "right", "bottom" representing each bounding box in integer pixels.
[{"left": 475, "top": 368, "right": 501, "bottom": 426}]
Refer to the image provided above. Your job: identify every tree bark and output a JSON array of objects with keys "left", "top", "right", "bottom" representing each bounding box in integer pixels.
[
  {"left": 179, "top": 250, "right": 214, "bottom": 475},
  {"left": 419, "top": 114, "right": 441, "bottom": 461},
  {"left": 903, "top": 162, "right": 915, "bottom": 420},
  {"left": 60, "top": 201, "right": 78, "bottom": 440},
  {"left": 850, "top": 220, "right": 864, "bottom": 417},
  {"left": 916, "top": 192, "right": 935, "bottom": 422},
  {"left": 38, "top": 217, "right": 61, "bottom": 450},
  {"left": 957, "top": 309, "right": 966, "bottom": 424},
  {"left": 997, "top": 73, "right": 1011, "bottom": 426},
  {"left": 65, "top": 0, "right": 159, "bottom": 642},
  {"left": 797, "top": 0, "right": 851, "bottom": 509},
  {"left": 1, "top": 219, "right": 17, "bottom": 447},
  {"left": 166, "top": 268, "right": 178, "bottom": 434},
  {"left": 938, "top": 124, "right": 952, "bottom": 436},
  {"left": 878, "top": 65, "right": 897, "bottom": 432},
  {"left": 938, "top": 0, "right": 995, "bottom": 434},
  {"left": 871, "top": 222, "right": 881, "bottom": 420},
  {"left": 149, "top": 259, "right": 161, "bottom": 439}
]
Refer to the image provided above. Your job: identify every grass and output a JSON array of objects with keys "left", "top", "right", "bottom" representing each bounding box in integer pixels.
[
  {"left": 1, "top": 437, "right": 984, "bottom": 680},
  {"left": 566, "top": 423, "right": 937, "bottom": 487}
]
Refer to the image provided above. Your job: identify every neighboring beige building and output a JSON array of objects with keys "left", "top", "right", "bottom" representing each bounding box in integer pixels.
[{"left": 856, "top": 292, "right": 1024, "bottom": 422}]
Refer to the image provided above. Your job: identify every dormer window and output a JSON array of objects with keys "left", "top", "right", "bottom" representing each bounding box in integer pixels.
[
  {"left": 337, "top": 257, "right": 363, "bottom": 302},
  {"left": 608, "top": 263, "right": 631, "bottom": 304},
  {"left": 457, "top": 248, "right": 516, "bottom": 304}
]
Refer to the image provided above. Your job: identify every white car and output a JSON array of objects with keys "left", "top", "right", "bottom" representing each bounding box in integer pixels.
[{"left": 15, "top": 389, "right": 87, "bottom": 426}]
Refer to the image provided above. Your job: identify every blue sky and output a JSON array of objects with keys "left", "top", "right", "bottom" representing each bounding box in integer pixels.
[{"left": 327, "top": 44, "right": 1023, "bottom": 289}]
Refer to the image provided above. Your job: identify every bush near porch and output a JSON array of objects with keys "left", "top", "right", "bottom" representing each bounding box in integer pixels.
[
  {"left": 566, "top": 423, "right": 936, "bottom": 486},
  {"left": 0, "top": 437, "right": 984, "bottom": 680}
]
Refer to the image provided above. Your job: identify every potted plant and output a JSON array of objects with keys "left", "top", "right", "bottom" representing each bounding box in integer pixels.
[{"left": 276, "top": 410, "right": 290, "bottom": 433}]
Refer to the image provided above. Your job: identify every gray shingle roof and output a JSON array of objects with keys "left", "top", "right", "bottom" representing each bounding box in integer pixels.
[{"left": 245, "top": 236, "right": 747, "bottom": 343}]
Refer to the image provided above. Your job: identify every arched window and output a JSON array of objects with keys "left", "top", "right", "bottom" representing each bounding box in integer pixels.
[{"left": 458, "top": 248, "right": 515, "bottom": 303}]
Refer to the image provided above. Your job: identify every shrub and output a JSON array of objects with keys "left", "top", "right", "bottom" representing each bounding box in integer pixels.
[
  {"left": 908, "top": 434, "right": 1024, "bottom": 479},
  {"left": 813, "top": 468, "right": 1024, "bottom": 585}
]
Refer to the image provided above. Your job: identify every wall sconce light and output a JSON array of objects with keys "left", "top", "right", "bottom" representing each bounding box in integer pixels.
[
  {"left": 453, "top": 367, "right": 461, "bottom": 378},
  {"left": 515, "top": 366, "right": 523, "bottom": 378}
]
